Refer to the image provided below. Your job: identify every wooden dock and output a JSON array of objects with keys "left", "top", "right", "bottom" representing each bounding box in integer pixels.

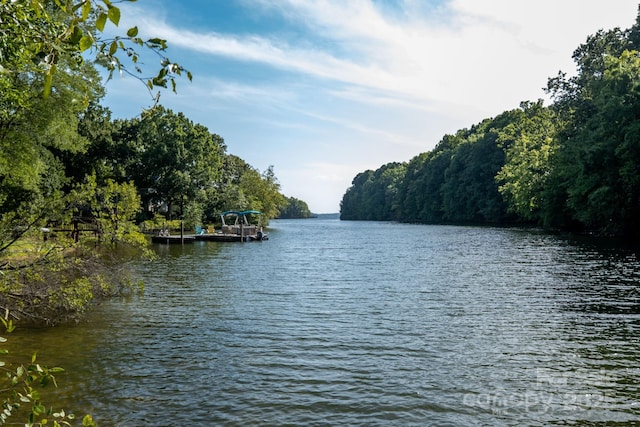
[
  {"left": 151, "top": 232, "right": 268, "bottom": 244},
  {"left": 151, "top": 235, "right": 196, "bottom": 244}
]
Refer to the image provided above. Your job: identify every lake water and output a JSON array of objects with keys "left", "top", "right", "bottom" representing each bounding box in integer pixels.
[{"left": 6, "top": 219, "right": 640, "bottom": 426}]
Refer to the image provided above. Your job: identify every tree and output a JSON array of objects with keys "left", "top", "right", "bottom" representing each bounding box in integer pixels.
[
  {"left": 279, "top": 197, "right": 312, "bottom": 219},
  {"left": 340, "top": 170, "right": 373, "bottom": 220},
  {"left": 61, "top": 103, "right": 119, "bottom": 184},
  {"left": 0, "top": 58, "right": 106, "bottom": 270},
  {"left": 0, "top": 58, "right": 102, "bottom": 213},
  {"left": 544, "top": 9, "right": 640, "bottom": 236},
  {"left": 559, "top": 50, "right": 640, "bottom": 235},
  {"left": 71, "top": 175, "right": 147, "bottom": 248},
  {"left": 496, "top": 101, "right": 560, "bottom": 223},
  {"left": 118, "top": 107, "right": 226, "bottom": 219},
  {"left": 203, "top": 154, "right": 251, "bottom": 222},
  {"left": 237, "top": 165, "right": 287, "bottom": 221},
  {"left": 0, "top": 174, "right": 147, "bottom": 326},
  {"left": 394, "top": 153, "right": 430, "bottom": 222},
  {"left": 340, "top": 162, "right": 405, "bottom": 221},
  {"left": 440, "top": 114, "right": 513, "bottom": 224}
]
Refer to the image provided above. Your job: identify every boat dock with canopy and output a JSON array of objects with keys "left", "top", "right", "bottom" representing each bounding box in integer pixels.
[{"left": 151, "top": 210, "right": 268, "bottom": 243}]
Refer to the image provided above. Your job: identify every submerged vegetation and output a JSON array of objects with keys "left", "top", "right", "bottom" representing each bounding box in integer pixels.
[{"left": 341, "top": 8, "right": 640, "bottom": 241}]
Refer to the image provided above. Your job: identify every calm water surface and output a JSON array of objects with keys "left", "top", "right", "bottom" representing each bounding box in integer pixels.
[{"left": 7, "top": 219, "right": 640, "bottom": 426}]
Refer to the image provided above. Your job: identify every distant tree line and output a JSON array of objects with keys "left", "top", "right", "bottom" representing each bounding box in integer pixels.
[
  {"left": 277, "top": 197, "right": 312, "bottom": 219},
  {"left": 341, "top": 8, "right": 640, "bottom": 240}
]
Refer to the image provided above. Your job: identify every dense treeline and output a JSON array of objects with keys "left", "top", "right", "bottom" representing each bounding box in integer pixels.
[
  {"left": 341, "top": 8, "right": 640, "bottom": 240},
  {"left": 64, "top": 103, "right": 288, "bottom": 223}
]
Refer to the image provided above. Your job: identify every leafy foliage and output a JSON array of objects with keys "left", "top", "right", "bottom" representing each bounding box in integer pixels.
[
  {"left": 341, "top": 163, "right": 405, "bottom": 221},
  {"left": 340, "top": 7, "right": 640, "bottom": 240},
  {"left": 109, "top": 107, "right": 227, "bottom": 219},
  {"left": 0, "top": 176, "right": 147, "bottom": 325},
  {"left": 495, "top": 101, "right": 560, "bottom": 223},
  {"left": 279, "top": 197, "right": 312, "bottom": 219},
  {"left": 0, "top": 0, "right": 191, "bottom": 100}
]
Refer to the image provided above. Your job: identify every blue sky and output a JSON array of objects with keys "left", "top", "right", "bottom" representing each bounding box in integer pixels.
[{"left": 102, "top": 0, "right": 640, "bottom": 213}]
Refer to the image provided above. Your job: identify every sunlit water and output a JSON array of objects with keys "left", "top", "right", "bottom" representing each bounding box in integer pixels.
[{"left": 6, "top": 219, "right": 640, "bottom": 426}]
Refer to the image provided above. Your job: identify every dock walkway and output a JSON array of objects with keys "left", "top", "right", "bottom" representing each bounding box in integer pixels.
[{"left": 151, "top": 232, "right": 267, "bottom": 244}]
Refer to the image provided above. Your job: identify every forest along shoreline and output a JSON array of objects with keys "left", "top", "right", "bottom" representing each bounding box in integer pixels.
[{"left": 340, "top": 10, "right": 640, "bottom": 243}]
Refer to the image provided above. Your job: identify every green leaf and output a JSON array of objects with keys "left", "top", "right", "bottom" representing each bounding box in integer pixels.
[
  {"left": 148, "top": 38, "right": 167, "bottom": 49},
  {"left": 79, "top": 35, "right": 93, "bottom": 52},
  {"left": 107, "top": 5, "right": 121, "bottom": 26},
  {"left": 109, "top": 41, "right": 118, "bottom": 56},
  {"left": 82, "top": 1, "right": 91, "bottom": 21},
  {"left": 69, "top": 25, "right": 83, "bottom": 44},
  {"left": 43, "top": 66, "right": 54, "bottom": 99},
  {"left": 96, "top": 13, "right": 107, "bottom": 32},
  {"left": 127, "top": 26, "right": 138, "bottom": 37}
]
